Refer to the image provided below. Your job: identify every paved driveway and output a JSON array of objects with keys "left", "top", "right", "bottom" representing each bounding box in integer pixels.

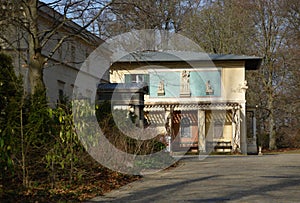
[{"left": 88, "top": 154, "right": 300, "bottom": 202}]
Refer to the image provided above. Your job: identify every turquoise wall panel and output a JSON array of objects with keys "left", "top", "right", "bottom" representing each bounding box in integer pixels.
[
  {"left": 190, "top": 71, "right": 221, "bottom": 96},
  {"left": 150, "top": 70, "right": 221, "bottom": 98},
  {"left": 150, "top": 72, "right": 180, "bottom": 97}
]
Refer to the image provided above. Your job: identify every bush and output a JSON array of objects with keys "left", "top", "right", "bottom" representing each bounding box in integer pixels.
[
  {"left": 276, "top": 127, "right": 300, "bottom": 148},
  {"left": 96, "top": 102, "right": 165, "bottom": 155},
  {"left": 257, "top": 133, "right": 270, "bottom": 148}
]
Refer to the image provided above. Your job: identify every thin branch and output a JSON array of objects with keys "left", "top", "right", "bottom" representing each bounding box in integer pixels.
[{"left": 0, "top": 36, "right": 28, "bottom": 64}]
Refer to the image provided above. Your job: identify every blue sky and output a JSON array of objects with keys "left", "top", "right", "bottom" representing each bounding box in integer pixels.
[{"left": 40, "top": 0, "right": 56, "bottom": 3}]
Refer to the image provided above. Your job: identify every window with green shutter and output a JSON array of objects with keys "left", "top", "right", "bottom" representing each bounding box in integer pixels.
[
  {"left": 124, "top": 74, "right": 149, "bottom": 85},
  {"left": 125, "top": 74, "right": 131, "bottom": 83},
  {"left": 124, "top": 74, "right": 150, "bottom": 95},
  {"left": 143, "top": 74, "right": 149, "bottom": 86}
]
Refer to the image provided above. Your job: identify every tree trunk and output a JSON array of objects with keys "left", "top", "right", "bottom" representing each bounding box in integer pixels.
[
  {"left": 26, "top": 0, "right": 46, "bottom": 94},
  {"left": 28, "top": 52, "right": 46, "bottom": 93},
  {"left": 268, "top": 94, "right": 276, "bottom": 149}
]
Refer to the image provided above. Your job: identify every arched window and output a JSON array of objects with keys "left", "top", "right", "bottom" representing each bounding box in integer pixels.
[{"left": 180, "top": 117, "right": 191, "bottom": 138}]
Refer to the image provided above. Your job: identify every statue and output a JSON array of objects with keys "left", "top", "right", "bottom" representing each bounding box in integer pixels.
[
  {"left": 206, "top": 80, "right": 214, "bottom": 95},
  {"left": 240, "top": 80, "right": 248, "bottom": 92},
  {"left": 180, "top": 70, "right": 191, "bottom": 97},
  {"left": 157, "top": 80, "right": 165, "bottom": 96},
  {"left": 181, "top": 70, "right": 190, "bottom": 91}
]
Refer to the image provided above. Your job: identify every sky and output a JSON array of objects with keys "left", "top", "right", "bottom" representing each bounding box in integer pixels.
[{"left": 40, "top": 0, "right": 57, "bottom": 3}]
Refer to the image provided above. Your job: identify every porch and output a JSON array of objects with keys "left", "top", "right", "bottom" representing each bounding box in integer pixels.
[{"left": 144, "top": 102, "right": 256, "bottom": 154}]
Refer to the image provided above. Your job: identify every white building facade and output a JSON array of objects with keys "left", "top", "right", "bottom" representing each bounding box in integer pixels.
[{"left": 1, "top": 2, "right": 104, "bottom": 105}]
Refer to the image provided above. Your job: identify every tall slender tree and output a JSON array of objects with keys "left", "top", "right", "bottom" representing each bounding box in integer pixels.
[{"left": 248, "top": 0, "right": 293, "bottom": 149}]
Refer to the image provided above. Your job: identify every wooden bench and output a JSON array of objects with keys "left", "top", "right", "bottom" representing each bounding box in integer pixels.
[
  {"left": 207, "top": 141, "right": 232, "bottom": 152},
  {"left": 214, "top": 141, "right": 232, "bottom": 152}
]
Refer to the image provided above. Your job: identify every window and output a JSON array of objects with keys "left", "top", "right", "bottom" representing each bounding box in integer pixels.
[
  {"left": 180, "top": 117, "right": 191, "bottom": 138},
  {"left": 125, "top": 74, "right": 149, "bottom": 85},
  {"left": 70, "top": 44, "right": 76, "bottom": 62},
  {"left": 133, "top": 74, "right": 143, "bottom": 83},
  {"left": 125, "top": 74, "right": 150, "bottom": 95},
  {"left": 57, "top": 43, "right": 62, "bottom": 60},
  {"left": 58, "top": 89, "right": 64, "bottom": 101},
  {"left": 57, "top": 80, "right": 65, "bottom": 104},
  {"left": 71, "top": 84, "right": 78, "bottom": 98},
  {"left": 85, "top": 48, "right": 90, "bottom": 72}
]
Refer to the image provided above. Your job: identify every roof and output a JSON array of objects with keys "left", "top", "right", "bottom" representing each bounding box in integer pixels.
[
  {"left": 98, "top": 83, "right": 148, "bottom": 93},
  {"left": 210, "top": 54, "right": 262, "bottom": 70},
  {"left": 115, "top": 51, "right": 262, "bottom": 70},
  {"left": 38, "top": 1, "right": 103, "bottom": 45}
]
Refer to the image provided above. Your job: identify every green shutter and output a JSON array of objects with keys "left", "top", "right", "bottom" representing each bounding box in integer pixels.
[
  {"left": 125, "top": 74, "right": 131, "bottom": 83},
  {"left": 143, "top": 74, "right": 149, "bottom": 85},
  {"left": 143, "top": 74, "right": 150, "bottom": 95}
]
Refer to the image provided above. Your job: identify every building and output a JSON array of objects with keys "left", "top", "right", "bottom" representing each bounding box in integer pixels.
[
  {"left": 0, "top": 1, "right": 104, "bottom": 104},
  {"left": 109, "top": 51, "right": 262, "bottom": 154}
]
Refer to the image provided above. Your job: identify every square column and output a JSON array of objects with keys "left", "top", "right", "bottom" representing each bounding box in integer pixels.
[
  {"left": 164, "top": 108, "right": 173, "bottom": 152},
  {"left": 232, "top": 108, "right": 241, "bottom": 153},
  {"left": 198, "top": 110, "right": 206, "bottom": 153},
  {"left": 240, "top": 103, "right": 247, "bottom": 154}
]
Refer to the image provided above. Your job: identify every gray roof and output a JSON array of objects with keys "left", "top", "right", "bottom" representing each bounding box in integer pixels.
[
  {"left": 116, "top": 51, "right": 262, "bottom": 70},
  {"left": 38, "top": 1, "right": 103, "bottom": 44},
  {"left": 98, "top": 83, "right": 148, "bottom": 92}
]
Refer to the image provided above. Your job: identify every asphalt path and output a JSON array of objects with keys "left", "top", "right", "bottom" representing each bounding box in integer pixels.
[{"left": 87, "top": 154, "right": 300, "bottom": 203}]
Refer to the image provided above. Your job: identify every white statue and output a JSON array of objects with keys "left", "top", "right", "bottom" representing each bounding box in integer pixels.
[
  {"left": 157, "top": 80, "right": 165, "bottom": 96},
  {"left": 206, "top": 80, "right": 214, "bottom": 95},
  {"left": 181, "top": 70, "right": 190, "bottom": 92},
  {"left": 240, "top": 80, "right": 248, "bottom": 92}
]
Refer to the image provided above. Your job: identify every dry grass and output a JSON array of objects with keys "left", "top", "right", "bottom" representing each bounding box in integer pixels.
[{"left": 263, "top": 148, "right": 300, "bottom": 154}]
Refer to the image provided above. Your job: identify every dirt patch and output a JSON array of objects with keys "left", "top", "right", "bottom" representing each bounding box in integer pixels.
[{"left": 1, "top": 159, "right": 141, "bottom": 202}]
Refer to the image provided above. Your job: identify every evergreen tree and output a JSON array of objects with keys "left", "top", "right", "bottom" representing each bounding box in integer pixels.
[{"left": 0, "top": 53, "right": 23, "bottom": 183}]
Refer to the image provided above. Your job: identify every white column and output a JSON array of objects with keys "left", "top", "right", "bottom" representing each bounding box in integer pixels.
[
  {"left": 240, "top": 102, "right": 247, "bottom": 154},
  {"left": 231, "top": 109, "right": 236, "bottom": 152},
  {"left": 198, "top": 110, "right": 206, "bottom": 153},
  {"left": 240, "top": 81, "right": 248, "bottom": 154},
  {"left": 165, "top": 108, "right": 173, "bottom": 152},
  {"left": 232, "top": 107, "right": 241, "bottom": 153}
]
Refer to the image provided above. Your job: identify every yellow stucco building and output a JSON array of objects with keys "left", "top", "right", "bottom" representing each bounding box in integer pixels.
[{"left": 109, "top": 51, "right": 261, "bottom": 154}]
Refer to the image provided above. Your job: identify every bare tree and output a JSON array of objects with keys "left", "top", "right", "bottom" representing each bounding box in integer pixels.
[
  {"left": 272, "top": 0, "right": 300, "bottom": 148},
  {"left": 97, "top": 0, "right": 201, "bottom": 38},
  {"left": 181, "top": 0, "right": 299, "bottom": 149},
  {"left": 248, "top": 0, "right": 292, "bottom": 149},
  {"left": 183, "top": 0, "right": 257, "bottom": 54},
  {"left": 0, "top": 0, "right": 113, "bottom": 94}
]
